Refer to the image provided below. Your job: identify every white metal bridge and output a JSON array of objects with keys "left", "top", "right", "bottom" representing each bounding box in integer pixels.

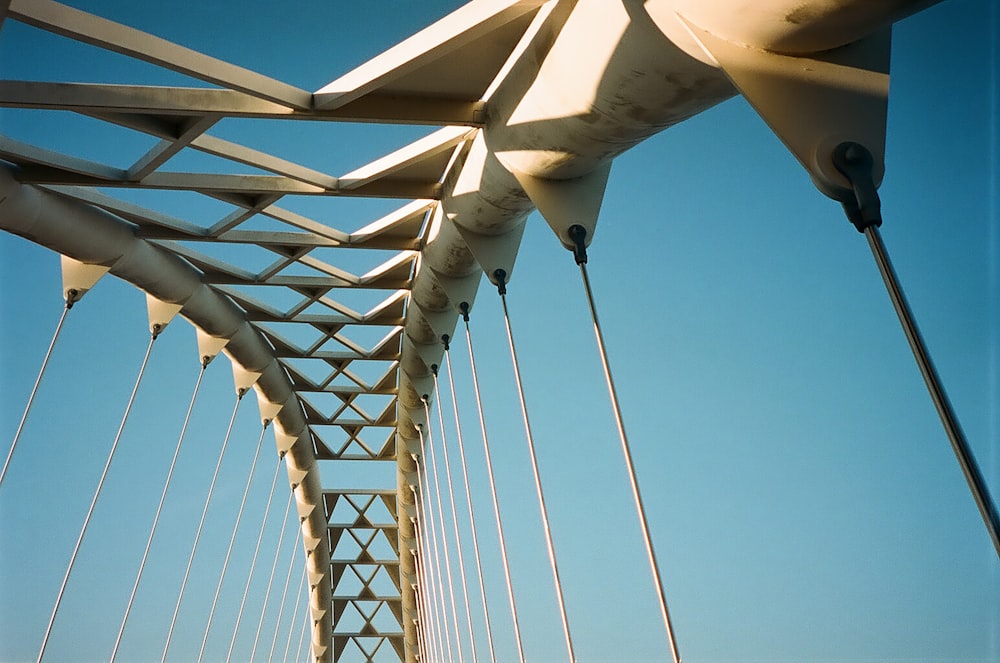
[{"left": 1, "top": 1, "right": 996, "bottom": 662}]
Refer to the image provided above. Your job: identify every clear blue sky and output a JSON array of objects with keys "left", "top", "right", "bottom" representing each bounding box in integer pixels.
[{"left": 1, "top": 1, "right": 997, "bottom": 662}]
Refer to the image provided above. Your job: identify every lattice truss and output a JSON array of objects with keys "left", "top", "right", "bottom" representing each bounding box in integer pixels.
[
  {"left": 0, "top": 1, "right": 549, "bottom": 661},
  {"left": 326, "top": 490, "right": 404, "bottom": 661}
]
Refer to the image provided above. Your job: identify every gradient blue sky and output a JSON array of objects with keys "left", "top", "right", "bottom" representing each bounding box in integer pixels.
[{"left": 1, "top": 1, "right": 997, "bottom": 662}]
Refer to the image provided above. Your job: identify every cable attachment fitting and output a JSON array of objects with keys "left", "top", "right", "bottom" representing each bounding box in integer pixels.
[
  {"left": 493, "top": 268, "right": 508, "bottom": 296},
  {"left": 430, "top": 363, "right": 439, "bottom": 377},
  {"left": 65, "top": 288, "right": 80, "bottom": 310},
  {"left": 420, "top": 394, "right": 430, "bottom": 404},
  {"left": 832, "top": 141, "right": 883, "bottom": 233},
  {"left": 568, "top": 225, "right": 588, "bottom": 264},
  {"left": 441, "top": 334, "right": 451, "bottom": 351},
  {"left": 151, "top": 323, "right": 165, "bottom": 340},
  {"left": 459, "top": 302, "right": 470, "bottom": 323}
]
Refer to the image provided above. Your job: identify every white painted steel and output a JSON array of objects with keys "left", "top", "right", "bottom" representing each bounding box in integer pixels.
[
  {"left": 0, "top": 1, "right": 943, "bottom": 660},
  {"left": 397, "top": 6, "right": 929, "bottom": 655}
]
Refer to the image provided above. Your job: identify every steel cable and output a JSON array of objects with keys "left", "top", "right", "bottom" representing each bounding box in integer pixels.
[
  {"left": 37, "top": 328, "right": 160, "bottom": 663},
  {"left": 250, "top": 488, "right": 296, "bottom": 662},
  {"left": 414, "top": 429, "right": 452, "bottom": 663},
  {"left": 865, "top": 225, "right": 1000, "bottom": 557},
  {"left": 576, "top": 260, "right": 682, "bottom": 663},
  {"left": 414, "top": 543, "right": 438, "bottom": 663},
  {"left": 268, "top": 522, "right": 303, "bottom": 663},
  {"left": 1, "top": 299, "right": 72, "bottom": 489},
  {"left": 199, "top": 423, "right": 270, "bottom": 661},
  {"left": 161, "top": 389, "right": 247, "bottom": 663},
  {"left": 414, "top": 553, "right": 441, "bottom": 661},
  {"left": 498, "top": 287, "right": 577, "bottom": 662},
  {"left": 832, "top": 143, "right": 999, "bottom": 558},
  {"left": 462, "top": 312, "right": 526, "bottom": 663},
  {"left": 226, "top": 452, "right": 286, "bottom": 662},
  {"left": 432, "top": 366, "right": 480, "bottom": 663},
  {"left": 412, "top": 548, "right": 430, "bottom": 662},
  {"left": 422, "top": 397, "right": 465, "bottom": 662},
  {"left": 282, "top": 564, "right": 308, "bottom": 663},
  {"left": 295, "top": 605, "right": 310, "bottom": 663},
  {"left": 111, "top": 358, "right": 210, "bottom": 662},
  {"left": 444, "top": 342, "right": 497, "bottom": 663}
]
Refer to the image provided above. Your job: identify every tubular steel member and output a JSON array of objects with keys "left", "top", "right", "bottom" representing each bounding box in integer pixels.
[{"left": 832, "top": 141, "right": 1000, "bottom": 559}]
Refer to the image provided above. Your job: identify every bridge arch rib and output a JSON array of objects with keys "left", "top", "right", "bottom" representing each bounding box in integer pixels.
[{"left": 0, "top": 166, "right": 335, "bottom": 661}]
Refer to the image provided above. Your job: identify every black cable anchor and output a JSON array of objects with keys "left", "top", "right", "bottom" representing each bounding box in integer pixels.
[
  {"left": 832, "top": 141, "right": 882, "bottom": 232},
  {"left": 492, "top": 268, "right": 507, "bottom": 296},
  {"left": 568, "top": 225, "right": 588, "bottom": 264}
]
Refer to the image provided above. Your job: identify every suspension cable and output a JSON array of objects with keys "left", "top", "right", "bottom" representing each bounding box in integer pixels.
[
  {"left": 227, "top": 449, "right": 286, "bottom": 662},
  {"left": 37, "top": 326, "right": 160, "bottom": 663},
  {"left": 415, "top": 428, "right": 453, "bottom": 663},
  {"left": 411, "top": 549, "right": 426, "bottom": 663},
  {"left": 295, "top": 603, "right": 311, "bottom": 663},
  {"left": 269, "top": 518, "right": 305, "bottom": 663},
  {"left": 419, "top": 565, "right": 436, "bottom": 663},
  {"left": 416, "top": 452, "right": 449, "bottom": 663},
  {"left": 443, "top": 337, "right": 497, "bottom": 663},
  {"left": 250, "top": 488, "right": 296, "bottom": 662},
  {"left": 199, "top": 422, "right": 271, "bottom": 661},
  {"left": 419, "top": 476, "right": 449, "bottom": 663},
  {"left": 282, "top": 563, "right": 308, "bottom": 663},
  {"left": 412, "top": 452, "right": 440, "bottom": 663},
  {"left": 461, "top": 303, "right": 527, "bottom": 663},
  {"left": 413, "top": 525, "right": 440, "bottom": 663},
  {"left": 110, "top": 357, "right": 210, "bottom": 662},
  {"left": 432, "top": 364, "right": 480, "bottom": 663},
  {"left": 495, "top": 270, "right": 578, "bottom": 662},
  {"left": 566, "top": 226, "right": 683, "bottom": 663},
  {"left": 831, "top": 141, "right": 1000, "bottom": 558},
  {"left": 1, "top": 297, "right": 74, "bottom": 489},
  {"left": 864, "top": 225, "right": 1000, "bottom": 555},
  {"left": 420, "top": 519, "right": 446, "bottom": 663},
  {"left": 422, "top": 397, "right": 465, "bottom": 662},
  {"left": 161, "top": 389, "right": 247, "bottom": 663}
]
